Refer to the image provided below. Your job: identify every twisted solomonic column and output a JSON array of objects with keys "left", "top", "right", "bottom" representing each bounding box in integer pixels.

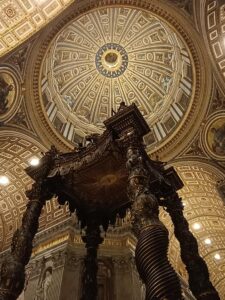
[
  {"left": 80, "top": 217, "right": 103, "bottom": 300},
  {"left": 165, "top": 193, "right": 220, "bottom": 300},
  {"left": 126, "top": 146, "right": 182, "bottom": 300},
  {"left": 0, "top": 181, "right": 52, "bottom": 300}
]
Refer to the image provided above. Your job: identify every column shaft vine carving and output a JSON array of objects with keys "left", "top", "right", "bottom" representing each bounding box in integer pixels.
[{"left": 126, "top": 138, "right": 182, "bottom": 300}]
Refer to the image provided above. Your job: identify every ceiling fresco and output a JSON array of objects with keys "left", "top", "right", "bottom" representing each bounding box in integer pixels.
[
  {"left": 41, "top": 7, "right": 193, "bottom": 148},
  {"left": 0, "top": 0, "right": 74, "bottom": 58}
]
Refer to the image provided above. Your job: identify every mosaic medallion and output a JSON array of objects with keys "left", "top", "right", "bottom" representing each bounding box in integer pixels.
[
  {"left": 204, "top": 115, "right": 225, "bottom": 160},
  {"left": 95, "top": 43, "right": 128, "bottom": 78},
  {"left": 0, "top": 67, "right": 21, "bottom": 122},
  {"left": 0, "top": 72, "right": 15, "bottom": 115}
]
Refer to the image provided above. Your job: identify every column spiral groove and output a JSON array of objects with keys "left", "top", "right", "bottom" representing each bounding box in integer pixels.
[
  {"left": 125, "top": 140, "right": 182, "bottom": 300},
  {"left": 136, "top": 225, "right": 182, "bottom": 299}
]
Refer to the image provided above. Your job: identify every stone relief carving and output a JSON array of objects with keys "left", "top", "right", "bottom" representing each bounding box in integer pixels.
[{"left": 34, "top": 266, "right": 53, "bottom": 300}]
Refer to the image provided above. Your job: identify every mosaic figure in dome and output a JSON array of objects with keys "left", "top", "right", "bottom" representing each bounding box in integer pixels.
[
  {"left": 211, "top": 123, "right": 225, "bottom": 155},
  {"left": 0, "top": 75, "right": 14, "bottom": 114}
]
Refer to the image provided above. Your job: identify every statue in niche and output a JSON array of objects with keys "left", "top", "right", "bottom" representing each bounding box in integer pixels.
[
  {"left": 34, "top": 267, "right": 52, "bottom": 300},
  {"left": 0, "top": 74, "right": 14, "bottom": 114}
]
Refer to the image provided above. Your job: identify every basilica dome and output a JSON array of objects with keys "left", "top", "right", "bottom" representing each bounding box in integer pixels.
[{"left": 40, "top": 7, "right": 194, "bottom": 152}]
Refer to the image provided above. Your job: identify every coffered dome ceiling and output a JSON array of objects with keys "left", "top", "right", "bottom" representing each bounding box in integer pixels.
[
  {"left": 199, "top": 0, "right": 225, "bottom": 92},
  {"left": 0, "top": 0, "right": 74, "bottom": 58},
  {"left": 40, "top": 7, "right": 194, "bottom": 151},
  {"left": 0, "top": 132, "right": 69, "bottom": 252}
]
